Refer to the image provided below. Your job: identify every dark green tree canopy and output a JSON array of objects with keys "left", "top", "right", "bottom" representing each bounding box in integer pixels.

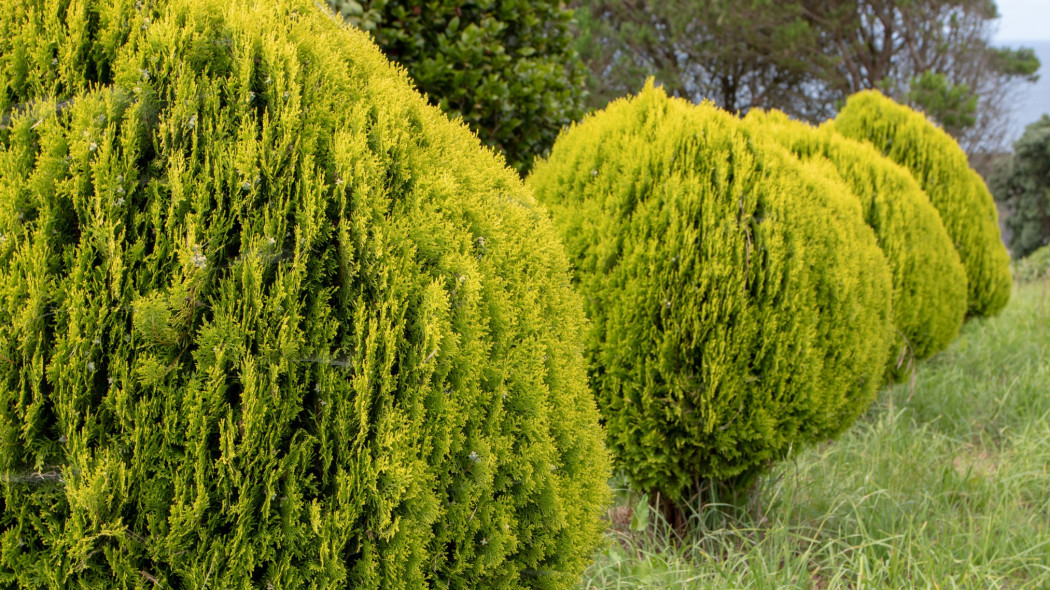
[
  {"left": 0, "top": 0, "right": 609, "bottom": 586},
  {"left": 327, "top": 0, "right": 587, "bottom": 174},
  {"left": 991, "top": 115, "right": 1050, "bottom": 259}
]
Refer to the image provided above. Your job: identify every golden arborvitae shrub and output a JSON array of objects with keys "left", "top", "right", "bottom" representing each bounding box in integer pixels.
[
  {"left": 745, "top": 109, "right": 968, "bottom": 377},
  {"left": 0, "top": 0, "right": 610, "bottom": 587},
  {"left": 832, "top": 90, "right": 1011, "bottom": 317},
  {"left": 527, "top": 83, "right": 893, "bottom": 502}
]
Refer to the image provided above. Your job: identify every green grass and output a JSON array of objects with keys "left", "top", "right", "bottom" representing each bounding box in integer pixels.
[{"left": 580, "top": 278, "right": 1050, "bottom": 589}]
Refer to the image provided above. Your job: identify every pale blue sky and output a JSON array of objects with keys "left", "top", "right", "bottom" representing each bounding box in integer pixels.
[{"left": 995, "top": 0, "right": 1050, "bottom": 41}]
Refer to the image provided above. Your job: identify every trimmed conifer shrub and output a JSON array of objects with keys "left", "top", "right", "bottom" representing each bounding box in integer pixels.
[
  {"left": 745, "top": 109, "right": 968, "bottom": 377},
  {"left": 0, "top": 0, "right": 610, "bottom": 587},
  {"left": 527, "top": 83, "right": 893, "bottom": 503},
  {"left": 832, "top": 90, "right": 1012, "bottom": 317}
]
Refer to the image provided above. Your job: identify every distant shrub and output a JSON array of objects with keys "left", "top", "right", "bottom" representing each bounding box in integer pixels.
[
  {"left": 325, "top": 0, "right": 586, "bottom": 174},
  {"left": 0, "top": 0, "right": 609, "bottom": 587},
  {"left": 990, "top": 115, "right": 1050, "bottom": 259},
  {"left": 832, "top": 90, "right": 1012, "bottom": 317},
  {"left": 527, "top": 83, "right": 893, "bottom": 503},
  {"left": 1012, "top": 244, "right": 1050, "bottom": 283},
  {"left": 745, "top": 109, "right": 968, "bottom": 377}
]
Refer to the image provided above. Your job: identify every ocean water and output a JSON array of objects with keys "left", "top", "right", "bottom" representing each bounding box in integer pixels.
[{"left": 1004, "top": 39, "right": 1050, "bottom": 146}]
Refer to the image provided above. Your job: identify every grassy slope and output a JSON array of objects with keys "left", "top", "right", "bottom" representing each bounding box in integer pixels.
[{"left": 581, "top": 279, "right": 1050, "bottom": 589}]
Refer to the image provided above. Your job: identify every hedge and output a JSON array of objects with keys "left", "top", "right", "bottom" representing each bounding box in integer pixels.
[
  {"left": 325, "top": 0, "right": 587, "bottom": 174},
  {"left": 991, "top": 114, "right": 1050, "bottom": 259},
  {"left": 527, "top": 83, "right": 893, "bottom": 502},
  {"left": 832, "top": 90, "right": 1012, "bottom": 317},
  {"left": 745, "top": 109, "right": 967, "bottom": 376},
  {"left": 0, "top": 0, "right": 610, "bottom": 587}
]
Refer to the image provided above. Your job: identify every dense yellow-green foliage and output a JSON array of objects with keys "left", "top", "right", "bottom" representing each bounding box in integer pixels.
[
  {"left": 527, "top": 83, "right": 893, "bottom": 502},
  {"left": 832, "top": 90, "right": 1011, "bottom": 317},
  {"left": 0, "top": 0, "right": 610, "bottom": 587},
  {"left": 745, "top": 109, "right": 967, "bottom": 376}
]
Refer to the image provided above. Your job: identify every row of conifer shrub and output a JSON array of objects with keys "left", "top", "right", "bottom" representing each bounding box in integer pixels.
[
  {"left": 527, "top": 83, "right": 1011, "bottom": 516},
  {"left": 0, "top": 0, "right": 1012, "bottom": 587}
]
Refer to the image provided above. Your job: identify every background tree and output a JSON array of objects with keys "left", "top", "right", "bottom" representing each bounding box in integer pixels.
[
  {"left": 801, "top": 0, "right": 1040, "bottom": 163},
  {"left": 574, "top": 0, "right": 1039, "bottom": 162},
  {"left": 328, "top": 0, "right": 586, "bottom": 173},
  {"left": 574, "top": 0, "right": 837, "bottom": 120},
  {"left": 991, "top": 115, "right": 1050, "bottom": 258}
]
